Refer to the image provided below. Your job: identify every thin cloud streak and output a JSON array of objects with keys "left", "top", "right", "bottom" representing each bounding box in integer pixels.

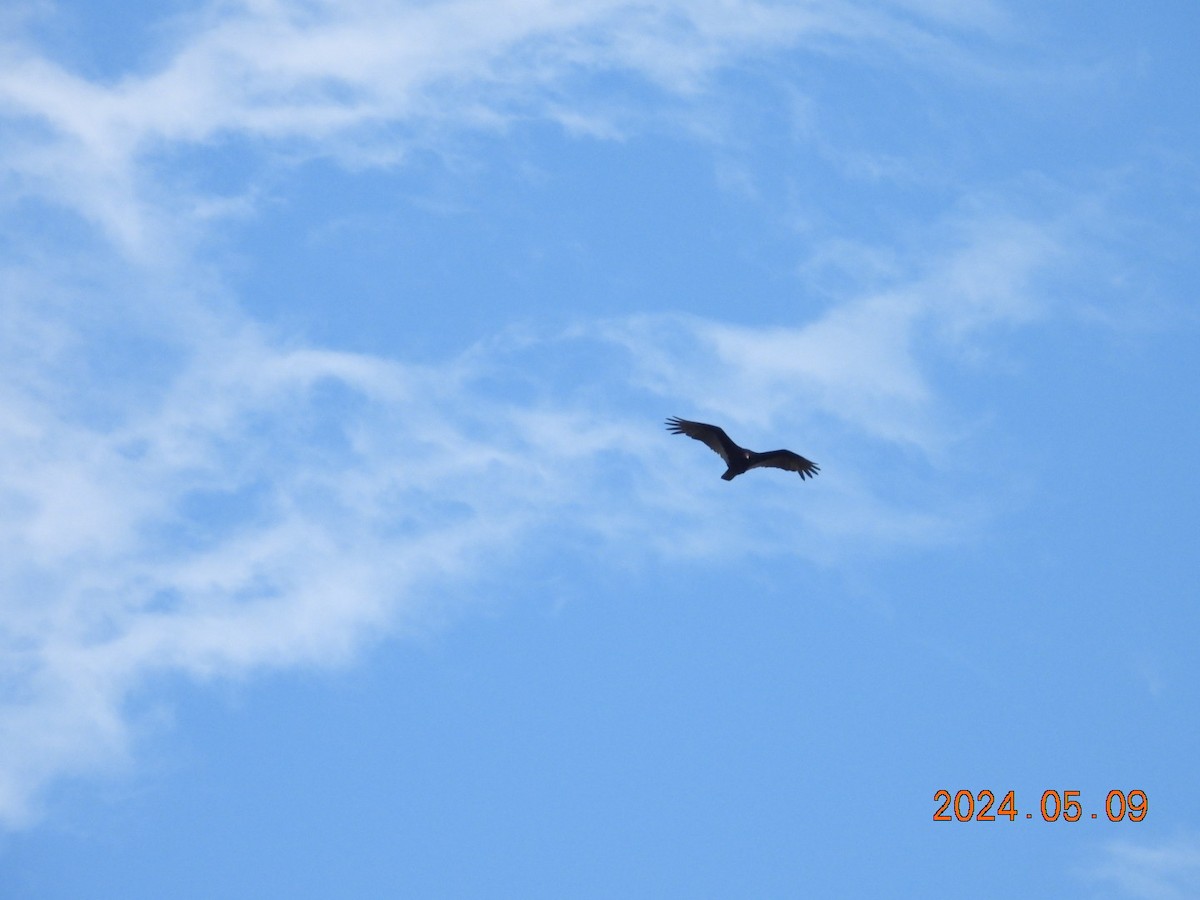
[
  {"left": 0, "top": 0, "right": 1013, "bottom": 255},
  {"left": 1089, "top": 836, "right": 1200, "bottom": 900},
  {"left": 0, "top": 200, "right": 1063, "bottom": 826},
  {"left": 0, "top": 0, "right": 1069, "bottom": 830},
  {"left": 597, "top": 213, "right": 1060, "bottom": 452}
]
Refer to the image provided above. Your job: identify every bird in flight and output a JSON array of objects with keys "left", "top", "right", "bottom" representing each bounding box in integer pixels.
[{"left": 665, "top": 416, "right": 820, "bottom": 482}]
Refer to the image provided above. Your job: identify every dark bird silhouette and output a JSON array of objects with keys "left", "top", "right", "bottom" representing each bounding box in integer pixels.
[{"left": 665, "top": 416, "right": 819, "bottom": 482}]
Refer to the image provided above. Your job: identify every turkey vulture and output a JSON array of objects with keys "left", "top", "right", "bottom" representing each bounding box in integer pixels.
[{"left": 665, "top": 416, "right": 819, "bottom": 482}]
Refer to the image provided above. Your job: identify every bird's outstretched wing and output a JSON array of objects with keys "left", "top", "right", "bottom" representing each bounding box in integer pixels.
[
  {"left": 665, "top": 416, "right": 741, "bottom": 465},
  {"left": 747, "top": 450, "right": 820, "bottom": 480}
]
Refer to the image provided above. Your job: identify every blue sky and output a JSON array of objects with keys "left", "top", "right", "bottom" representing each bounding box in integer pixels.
[{"left": 1, "top": 0, "right": 1198, "bottom": 896}]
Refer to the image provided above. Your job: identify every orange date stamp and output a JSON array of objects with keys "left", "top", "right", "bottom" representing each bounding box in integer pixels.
[{"left": 933, "top": 789, "right": 1147, "bottom": 822}]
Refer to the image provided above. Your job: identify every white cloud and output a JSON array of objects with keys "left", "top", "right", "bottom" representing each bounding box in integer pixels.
[
  {"left": 597, "top": 211, "right": 1060, "bottom": 450},
  {"left": 0, "top": 0, "right": 1069, "bottom": 828},
  {"left": 1089, "top": 836, "right": 1200, "bottom": 899},
  {"left": 0, "top": 197, "right": 1065, "bottom": 826},
  {"left": 0, "top": 0, "right": 1014, "bottom": 255}
]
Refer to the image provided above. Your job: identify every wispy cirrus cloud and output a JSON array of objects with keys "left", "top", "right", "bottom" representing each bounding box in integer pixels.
[
  {"left": 0, "top": 195, "right": 1067, "bottom": 826},
  {"left": 0, "top": 0, "right": 1013, "bottom": 254},
  {"left": 0, "top": 0, "right": 1072, "bottom": 829},
  {"left": 598, "top": 211, "right": 1060, "bottom": 450},
  {"left": 1088, "top": 836, "right": 1200, "bottom": 899}
]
